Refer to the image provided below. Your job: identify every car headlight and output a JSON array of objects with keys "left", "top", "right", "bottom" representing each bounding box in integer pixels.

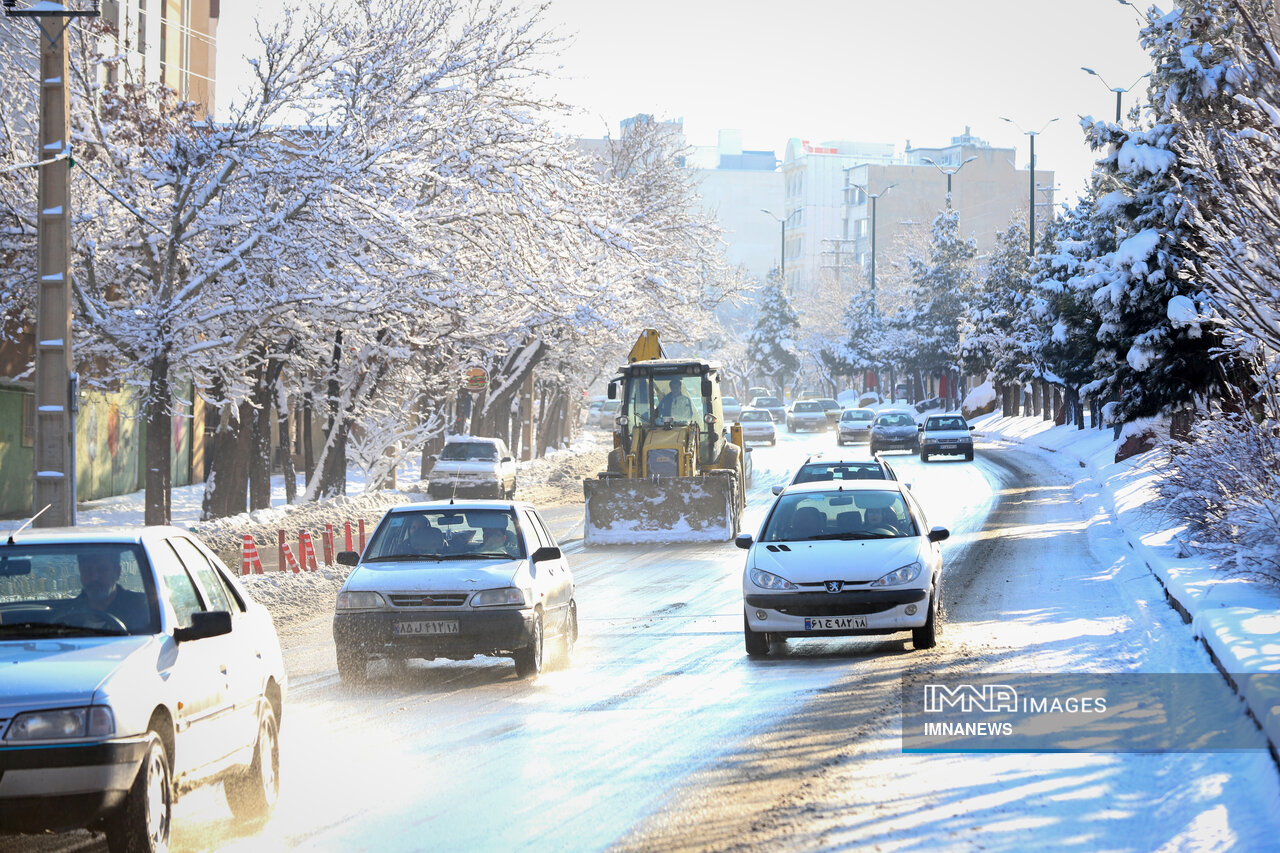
[
  {"left": 336, "top": 590, "right": 387, "bottom": 610},
  {"left": 5, "top": 706, "right": 115, "bottom": 741},
  {"left": 471, "top": 587, "right": 530, "bottom": 607},
  {"left": 871, "top": 561, "right": 924, "bottom": 587},
  {"left": 749, "top": 568, "right": 798, "bottom": 591}
]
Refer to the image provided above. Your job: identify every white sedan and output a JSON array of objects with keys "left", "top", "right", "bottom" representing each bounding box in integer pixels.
[
  {"left": 736, "top": 481, "right": 948, "bottom": 655},
  {"left": 738, "top": 407, "right": 777, "bottom": 445},
  {"left": 0, "top": 527, "right": 287, "bottom": 852}
]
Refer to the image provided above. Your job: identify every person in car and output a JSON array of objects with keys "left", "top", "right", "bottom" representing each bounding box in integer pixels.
[
  {"left": 473, "top": 525, "right": 515, "bottom": 557},
  {"left": 862, "top": 507, "right": 897, "bottom": 532},
  {"left": 657, "top": 380, "right": 694, "bottom": 421},
  {"left": 65, "top": 553, "right": 151, "bottom": 632},
  {"left": 402, "top": 516, "right": 444, "bottom": 555}
]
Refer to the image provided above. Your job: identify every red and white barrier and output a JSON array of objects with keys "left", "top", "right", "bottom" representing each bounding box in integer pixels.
[
  {"left": 280, "top": 542, "right": 302, "bottom": 573},
  {"left": 241, "top": 535, "right": 263, "bottom": 575},
  {"left": 344, "top": 521, "right": 354, "bottom": 553},
  {"left": 323, "top": 523, "right": 335, "bottom": 565},
  {"left": 298, "top": 530, "right": 319, "bottom": 572}
]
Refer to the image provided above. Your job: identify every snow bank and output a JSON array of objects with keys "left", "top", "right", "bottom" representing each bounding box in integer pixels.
[{"left": 971, "top": 411, "right": 1280, "bottom": 754}]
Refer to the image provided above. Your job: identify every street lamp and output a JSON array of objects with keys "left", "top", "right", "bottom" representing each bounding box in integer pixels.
[
  {"left": 760, "top": 208, "right": 800, "bottom": 288},
  {"left": 999, "top": 116, "right": 1058, "bottom": 256},
  {"left": 1081, "top": 67, "right": 1149, "bottom": 123},
  {"left": 921, "top": 155, "right": 977, "bottom": 207},
  {"left": 850, "top": 183, "right": 896, "bottom": 315}
]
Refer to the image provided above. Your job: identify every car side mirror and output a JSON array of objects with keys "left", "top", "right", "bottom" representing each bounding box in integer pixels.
[
  {"left": 702, "top": 377, "right": 713, "bottom": 398},
  {"left": 174, "top": 610, "right": 232, "bottom": 643},
  {"left": 734, "top": 533, "right": 753, "bottom": 549},
  {"left": 531, "top": 546, "right": 562, "bottom": 563},
  {"left": 771, "top": 485, "right": 783, "bottom": 496},
  {"left": 607, "top": 382, "right": 617, "bottom": 400},
  {"left": 336, "top": 551, "right": 360, "bottom": 566},
  {"left": 928, "top": 526, "right": 950, "bottom": 543},
  {"left": 969, "top": 425, "right": 975, "bottom": 431},
  {"left": 917, "top": 424, "right": 924, "bottom": 430},
  {"left": 502, "top": 456, "right": 514, "bottom": 463}
]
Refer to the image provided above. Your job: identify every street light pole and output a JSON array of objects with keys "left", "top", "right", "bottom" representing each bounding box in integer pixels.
[
  {"left": 6, "top": 0, "right": 101, "bottom": 527},
  {"left": 921, "top": 156, "right": 977, "bottom": 208},
  {"left": 760, "top": 208, "right": 799, "bottom": 291},
  {"left": 1081, "top": 67, "right": 1149, "bottom": 123},
  {"left": 1000, "top": 116, "right": 1058, "bottom": 256},
  {"left": 852, "top": 184, "right": 895, "bottom": 315}
]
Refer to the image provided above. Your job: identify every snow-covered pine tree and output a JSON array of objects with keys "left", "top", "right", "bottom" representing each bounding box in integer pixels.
[
  {"left": 747, "top": 268, "right": 800, "bottom": 393},
  {"left": 959, "top": 218, "right": 1032, "bottom": 388}
]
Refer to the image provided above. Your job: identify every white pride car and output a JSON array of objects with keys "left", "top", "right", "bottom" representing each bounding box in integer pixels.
[{"left": 736, "top": 481, "right": 948, "bottom": 655}]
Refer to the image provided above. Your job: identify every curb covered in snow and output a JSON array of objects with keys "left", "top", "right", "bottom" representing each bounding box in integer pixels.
[{"left": 971, "top": 411, "right": 1280, "bottom": 763}]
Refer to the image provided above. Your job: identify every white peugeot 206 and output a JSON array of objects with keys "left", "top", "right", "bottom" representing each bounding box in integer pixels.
[{"left": 736, "top": 481, "right": 948, "bottom": 656}]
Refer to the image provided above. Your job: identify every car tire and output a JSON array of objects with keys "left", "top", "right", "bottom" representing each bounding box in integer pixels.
[
  {"left": 964, "top": 450, "right": 974, "bottom": 462},
  {"left": 836, "top": 437, "right": 844, "bottom": 446},
  {"left": 920, "top": 451, "right": 930, "bottom": 463},
  {"left": 104, "top": 733, "right": 171, "bottom": 853},
  {"left": 913, "top": 586, "right": 938, "bottom": 650},
  {"left": 744, "top": 612, "right": 770, "bottom": 657},
  {"left": 225, "top": 706, "right": 280, "bottom": 822},
  {"left": 870, "top": 442, "right": 879, "bottom": 455},
  {"left": 336, "top": 647, "right": 368, "bottom": 685},
  {"left": 514, "top": 611, "right": 544, "bottom": 678},
  {"left": 769, "top": 437, "right": 776, "bottom": 446},
  {"left": 558, "top": 600, "right": 578, "bottom": 667}
]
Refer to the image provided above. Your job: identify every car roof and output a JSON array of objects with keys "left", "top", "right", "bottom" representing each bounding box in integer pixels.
[
  {"left": 391, "top": 500, "right": 533, "bottom": 512},
  {"left": 779, "top": 480, "right": 907, "bottom": 497},
  {"left": 1, "top": 525, "right": 188, "bottom": 546},
  {"left": 443, "top": 435, "right": 502, "bottom": 445},
  {"left": 800, "top": 451, "right": 885, "bottom": 465}
]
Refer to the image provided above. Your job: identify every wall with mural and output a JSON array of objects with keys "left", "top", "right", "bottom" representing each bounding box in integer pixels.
[
  {"left": 76, "top": 387, "right": 141, "bottom": 502},
  {"left": 0, "top": 387, "right": 34, "bottom": 517}
]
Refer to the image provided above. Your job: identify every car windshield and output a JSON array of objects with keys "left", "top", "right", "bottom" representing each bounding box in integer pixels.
[
  {"left": 741, "top": 410, "right": 771, "bottom": 422},
  {"left": 792, "top": 462, "right": 888, "bottom": 484},
  {"left": 876, "top": 413, "right": 914, "bottom": 427},
  {"left": 723, "top": 397, "right": 738, "bottom": 406},
  {"left": 0, "top": 544, "right": 159, "bottom": 637},
  {"left": 928, "top": 417, "right": 968, "bottom": 431},
  {"left": 440, "top": 442, "right": 500, "bottom": 462},
  {"left": 761, "top": 492, "right": 916, "bottom": 542},
  {"left": 758, "top": 397, "right": 782, "bottom": 408},
  {"left": 843, "top": 410, "right": 873, "bottom": 422},
  {"left": 793, "top": 402, "right": 821, "bottom": 412},
  {"left": 363, "top": 509, "right": 524, "bottom": 562},
  {"left": 816, "top": 399, "right": 839, "bottom": 410}
]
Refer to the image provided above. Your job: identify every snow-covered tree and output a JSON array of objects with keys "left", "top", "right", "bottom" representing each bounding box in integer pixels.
[
  {"left": 746, "top": 269, "right": 800, "bottom": 392},
  {"left": 959, "top": 217, "right": 1033, "bottom": 385}
]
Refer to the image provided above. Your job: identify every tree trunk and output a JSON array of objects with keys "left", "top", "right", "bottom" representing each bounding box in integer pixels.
[
  {"left": 144, "top": 352, "right": 173, "bottom": 526},
  {"left": 315, "top": 333, "right": 348, "bottom": 499},
  {"left": 302, "top": 393, "right": 315, "bottom": 485},
  {"left": 200, "top": 401, "right": 253, "bottom": 520},
  {"left": 249, "top": 348, "right": 287, "bottom": 511},
  {"left": 278, "top": 395, "right": 296, "bottom": 504}
]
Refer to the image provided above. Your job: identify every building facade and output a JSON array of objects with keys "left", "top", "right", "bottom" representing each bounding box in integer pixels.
[{"left": 688, "top": 130, "right": 783, "bottom": 283}]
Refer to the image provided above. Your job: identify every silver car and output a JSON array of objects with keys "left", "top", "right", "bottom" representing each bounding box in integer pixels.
[
  {"left": 785, "top": 400, "right": 829, "bottom": 432},
  {"left": 919, "top": 414, "right": 975, "bottom": 462},
  {"left": 870, "top": 410, "right": 920, "bottom": 455},
  {"left": 0, "top": 527, "right": 287, "bottom": 852},
  {"left": 837, "top": 407, "right": 876, "bottom": 445},
  {"left": 738, "top": 407, "right": 777, "bottom": 445}
]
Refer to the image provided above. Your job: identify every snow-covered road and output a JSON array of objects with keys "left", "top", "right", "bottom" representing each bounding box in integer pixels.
[{"left": 16, "top": 428, "right": 1280, "bottom": 852}]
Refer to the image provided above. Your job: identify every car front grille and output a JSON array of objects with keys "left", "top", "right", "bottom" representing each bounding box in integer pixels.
[
  {"left": 772, "top": 601, "right": 900, "bottom": 617},
  {"left": 389, "top": 593, "right": 470, "bottom": 607}
]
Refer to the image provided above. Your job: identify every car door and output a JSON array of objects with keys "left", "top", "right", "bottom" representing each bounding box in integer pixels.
[
  {"left": 521, "top": 509, "right": 571, "bottom": 634},
  {"left": 168, "top": 536, "right": 262, "bottom": 755},
  {"left": 149, "top": 541, "right": 237, "bottom": 779}
]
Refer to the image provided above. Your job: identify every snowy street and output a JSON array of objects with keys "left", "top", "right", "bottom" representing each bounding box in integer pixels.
[{"left": 15, "top": 428, "right": 1278, "bottom": 852}]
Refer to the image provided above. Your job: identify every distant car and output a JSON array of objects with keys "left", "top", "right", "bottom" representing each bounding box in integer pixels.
[
  {"left": 586, "top": 397, "right": 605, "bottom": 423},
  {"left": 749, "top": 396, "right": 786, "bottom": 425},
  {"left": 428, "top": 436, "right": 517, "bottom": 500},
  {"left": 812, "top": 397, "right": 842, "bottom": 426},
  {"left": 870, "top": 410, "right": 920, "bottom": 455},
  {"left": 747, "top": 386, "right": 772, "bottom": 401},
  {"left": 914, "top": 396, "right": 944, "bottom": 413},
  {"left": 595, "top": 399, "right": 621, "bottom": 429},
  {"left": 919, "top": 414, "right": 975, "bottom": 462},
  {"left": 333, "top": 501, "right": 576, "bottom": 681},
  {"left": 738, "top": 407, "right": 777, "bottom": 445},
  {"left": 772, "top": 453, "right": 897, "bottom": 495},
  {"left": 836, "top": 407, "right": 876, "bottom": 445},
  {"left": 737, "top": 481, "right": 948, "bottom": 655},
  {"left": 786, "top": 400, "right": 828, "bottom": 432},
  {"left": 0, "top": 526, "right": 287, "bottom": 851},
  {"left": 722, "top": 396, "right": 743, "bottom": 421}
]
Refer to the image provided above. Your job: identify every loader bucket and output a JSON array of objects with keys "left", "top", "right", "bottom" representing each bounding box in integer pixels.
[{"left": 583, "top": 473, "right": 740, "bottom": 545}]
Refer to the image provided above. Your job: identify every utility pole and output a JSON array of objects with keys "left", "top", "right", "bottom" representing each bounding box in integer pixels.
[
  {"left": 5, "top": 1, "right": 100, "bottom": 527},
  {"left": 1000, "top": 116, "right": 1058, "bottom": 256}
]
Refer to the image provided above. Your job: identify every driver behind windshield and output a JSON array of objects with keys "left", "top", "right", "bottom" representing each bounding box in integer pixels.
[{"left": 67, "top": 552, "right": 150, "bottom": 632}]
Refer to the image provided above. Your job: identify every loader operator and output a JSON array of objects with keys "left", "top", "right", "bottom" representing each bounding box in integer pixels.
[{"left": 657, "top": 380, "right": 694, "bottom": 422}]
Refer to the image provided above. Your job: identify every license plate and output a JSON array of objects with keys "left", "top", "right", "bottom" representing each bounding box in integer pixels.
[
  {"left": 940, "top": 444, "right": 957, "bottom": 450},
  {"left": 392, "top": 620, "right": 459, "bottom": 636},
  {"left": 804, "top": 616, "right": 868, "bottom": 630}
]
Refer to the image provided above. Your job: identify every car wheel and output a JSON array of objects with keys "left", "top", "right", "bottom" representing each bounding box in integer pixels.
[
  {"left": 836, "top": 437, "right": 844, "bottom": 446},
  {"left": 558, "top": 600, "right": 578, "bottom": 667},
  {"left": 964, "top": 450, "right": 974, "bottom": 462},
  {"left": 336, "top": 647, "right": 368, "bottom": 685},
  {"left": 913, "top": 586, "right": 938, "bottom": 650},
  {"left": 769, "top": 437, "right": 776, "bottom": 446},
  {"left": 870, "top": 442, "right": 879, "bottom": 455},
  {"left": 105, "top": 733, "right": 170, "bottom": 853},
  {"left": 920, "top": 451, "right": 930, "bottom": 463},
  {"left": 744, "top": 612, "right": 770, "bottom": 657},
  {"left": 225, "top": 706, "right": 280, "bottom": 822},
  {"left": 514, "top": 611, "right": 544, "bottom": 678}
]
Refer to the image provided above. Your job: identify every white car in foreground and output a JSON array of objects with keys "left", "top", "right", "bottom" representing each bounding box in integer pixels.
[
  {"left": 333, "top": 501, "right": 576, "bottom": 681},
  {"left": 0, "top": 527, "right": 286, "bottom": 853},
  {"left": 736, "top": 481, "right": 948, "bottom": 655}
]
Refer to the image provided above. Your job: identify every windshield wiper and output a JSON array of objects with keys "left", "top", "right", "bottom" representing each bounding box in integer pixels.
[
  {"left": 365, "top": 554, "right": 445, "bottom": 562},
  {"left": 0, "top": 622, "right": 127, "bottom": 637}
]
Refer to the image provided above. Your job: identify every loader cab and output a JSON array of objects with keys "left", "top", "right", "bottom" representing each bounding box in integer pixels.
[{"left": 610, "top": 360, "right": 725, "bottom": 467}]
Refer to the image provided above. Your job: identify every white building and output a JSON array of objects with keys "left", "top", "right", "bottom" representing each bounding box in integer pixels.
[{"left": 688, "top": 130, "right": 783, "bottom": 283}]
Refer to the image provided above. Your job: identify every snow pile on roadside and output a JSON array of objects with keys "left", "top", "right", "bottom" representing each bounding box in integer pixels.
[
  {"left": 971, "top": 411, "right": 1280, "bottom": 752},
  {"left": 239, "top": 565, "right": 352, "bottom": 633}
]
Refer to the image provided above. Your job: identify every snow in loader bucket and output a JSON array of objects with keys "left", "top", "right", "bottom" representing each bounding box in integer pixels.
[{"left": 583, "top": 474, "right": 739, "bottom": 545}]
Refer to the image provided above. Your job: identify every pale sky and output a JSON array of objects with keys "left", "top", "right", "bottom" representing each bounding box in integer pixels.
[{"left": 217, "top": 0, "right": 1154, "bottom": 201}]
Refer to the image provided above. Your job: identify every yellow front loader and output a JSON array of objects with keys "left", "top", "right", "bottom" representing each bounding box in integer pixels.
[{"left": 583, "top": 330, "right": 747, "bottom": 545}]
